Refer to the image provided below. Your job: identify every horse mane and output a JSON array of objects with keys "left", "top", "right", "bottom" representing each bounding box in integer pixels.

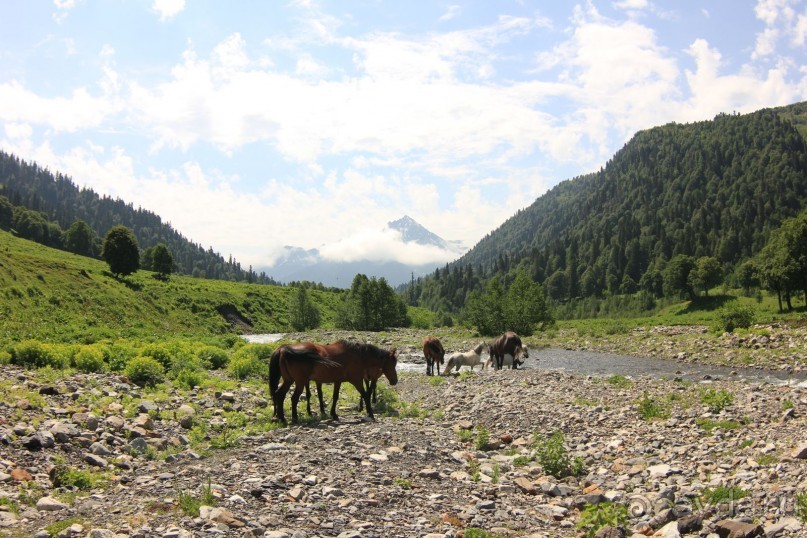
[{"left": 330, "top": 340, "right": 392, "bottom": 361}]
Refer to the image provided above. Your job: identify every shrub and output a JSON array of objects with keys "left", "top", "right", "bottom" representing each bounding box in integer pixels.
[
  {"left": 0, "top": 350, "right": 11, "bottom": 365},
  {"left": 139, "top": 343, "right": 174, "bottom": 370},
  {"left": 13, "top": 340, "right": 56, "bottom": 368},
  {"left": 577, "top": 502, "right": 628, "bottom": 537},
  {"left": 474, "top": 425, "right": 491, "bottom": 451},
  {"left": 72, "top": 346, "right": 106, "bottom": 373},
  {"left": 699, "top": 387, "right": 734, "bottom": 413},
  {"left": 533, "top": 431, "right": 584, "bottom": 479},
  {"left": 51, "top": 459, "right": 97, "bottom": 490},
  {"left": 197, "top": 345, "right": 229, "bottom": 369},
  {"left": 124, "top": 356, "right": 165, "bottom": 387},
  {"left": 606, "top": 375, "right": 632, "bottom": 388},
  {"left": 174, "top": 369, "right": 205, "bottom": 389},
  {"left": 102, "top": 343, "right": 136, "bottom": 372},
  {"left": 637, "top": 392, "right": 669, "bottom": 420},
  {"left": 227, "top": 355, "right": 264, "bottom": 380},
  {"left": 716, "top": 301, "right": 755, "bottom": 333},
  {"left": 796, "top": 491, "right": 807, "bottom": 523},
  {"left": 701, "top": 485, "right": 747, "bottom": 506},
  {"left": 227, "top": 345, "right": 272, "bottom": 380}
]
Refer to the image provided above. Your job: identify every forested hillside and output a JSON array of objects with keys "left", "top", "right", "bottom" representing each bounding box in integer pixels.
[
  {"left": 411, "top": 104, "right": 807, "bottom": 315},
  {"left": 0, "top": 151, "right": 275, "bottom": 283}
]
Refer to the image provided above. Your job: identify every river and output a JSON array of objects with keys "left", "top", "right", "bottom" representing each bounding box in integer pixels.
[{"left": 241, "top": 334, "right": 807, "bottom": 387}]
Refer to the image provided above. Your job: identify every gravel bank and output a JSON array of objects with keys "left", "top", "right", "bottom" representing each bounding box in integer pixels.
[{"left": 1, "top": 355, "right": 806, "bottom": 538}]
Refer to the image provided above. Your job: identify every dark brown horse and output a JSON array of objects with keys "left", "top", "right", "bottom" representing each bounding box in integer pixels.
[
  {"left": 269, "top": 340, "right": 398, "bottom": 423},
  {"left": 269, "top": 345, "right": 326, "bottom": 418},
  {"left": 489, "top": 331, "right": 528, "bottom": 370},
  {"left": 423, "top": 336, "right": 445, "bottom": 376}
]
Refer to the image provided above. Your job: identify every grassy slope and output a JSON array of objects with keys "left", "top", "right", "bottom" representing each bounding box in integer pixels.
[{"left": 0, "top": 230, "right": 343, "bottom": 345}]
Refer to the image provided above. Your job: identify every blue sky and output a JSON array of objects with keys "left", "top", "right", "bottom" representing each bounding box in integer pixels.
[{"left": 1, "top": 1, "right": 806, "bottom": 273}]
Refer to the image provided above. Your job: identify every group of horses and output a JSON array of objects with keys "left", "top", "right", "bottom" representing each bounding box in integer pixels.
[
  {"left": 267, "top": 331, "right": 528, "bottom": 425},
  {"left": 424, "top": 331, "right": 529, "bottom": 376},
  {"left": 268, "top": 340, "right": 398, "bottom": 424}
]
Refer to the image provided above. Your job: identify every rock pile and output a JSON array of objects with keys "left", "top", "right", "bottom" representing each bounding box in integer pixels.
[{"left": 0, "top": 361, "right": 805, "bottom": 537}]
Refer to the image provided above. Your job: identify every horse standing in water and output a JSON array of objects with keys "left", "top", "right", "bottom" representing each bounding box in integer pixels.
[
  {"left": 423, "top": 336, "right": 445, "bottom": 376},
  {"left": 269, "top": 340, "right": 398, "bottom": 424},
  {"left": 489, "top": 332, "right": 528, "bottom": 370},
  {"left": 443, "top": 342, "right": 489, "bottom": 374}
]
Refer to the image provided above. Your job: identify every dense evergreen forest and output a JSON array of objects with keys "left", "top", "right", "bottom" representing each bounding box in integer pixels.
[
  {"left": 409, "top": 104, "right": 807, "bottom": 317},
  {"left": 0, "top": 151, "right": 278, "bottom": 284}
]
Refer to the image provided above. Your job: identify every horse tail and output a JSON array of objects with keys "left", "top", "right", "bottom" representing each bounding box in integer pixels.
[{"left": 268, "top": 345, "right": 283, "bottom": 404}]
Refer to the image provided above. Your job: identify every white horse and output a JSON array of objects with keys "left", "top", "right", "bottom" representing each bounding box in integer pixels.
[
  {"left": 443, "top": 343, "right": 489, "bottom": 375},
  {"left": 483, "top": 345, "right": 529, "bottom": 370}
]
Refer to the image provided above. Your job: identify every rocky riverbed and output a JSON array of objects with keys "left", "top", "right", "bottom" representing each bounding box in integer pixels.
[{"left": 1, "top": 343, "right": 806, "bottom": 538}]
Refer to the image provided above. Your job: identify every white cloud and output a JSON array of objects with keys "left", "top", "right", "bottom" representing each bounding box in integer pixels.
[
  {"left": 0, "top": 81, "right": 118, "bottom": 132},
  {"left": 151, "top": 0, "right": 185, "bottom": 21},
  {"left": 440, "top": 5, "right": 462, "bottom": 22},
  {"left": 613, "top": 0, "right": 649, "bottom": 11}
]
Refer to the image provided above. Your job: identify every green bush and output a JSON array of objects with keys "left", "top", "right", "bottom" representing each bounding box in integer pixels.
[
  {"left": 124, "top": 356, "right": 165, "bottom": 387},
  {"left": 577, "top": 502, "right": 628, "bottom": 537},
  {"left": 102, "top": 343, "right": 137, "bottom": 372},
  {"left": 716, "top": 301, "right": 756, "bottom": 333},
  {"left": 533, "top": 431, "right": 584, "bottom": 479},
  {"left": 637, "top": 391, "right": 669, "bottom": 420},
  {"left": 0, "top": 350, "right": 11, "bottom": 365},
  {"left": 72, "top": 346, "right": 106, "bottom": 373},
  {"left": 175, "top": 368, "right": 205, "bottom": 389},
  {"left": 227, "top": 355, "right": 265, "bottom": 380},
  {"left": 227, "top": 345, "right": 272, "bottom": 380},
  {"left": 13, "top": 340, "right": 59, "bottom": 368},
  {"left": 197, "top": 345, "right": 229, "bottom": 369},
  {"left": 138, "top": 343, "right": 174, "bottom": 370},
  {"left": 699, "top": 387, "right": 734, "bottom": 413},
  {"left": 796, "top": 491, "right": 807, "bottom": 523}
]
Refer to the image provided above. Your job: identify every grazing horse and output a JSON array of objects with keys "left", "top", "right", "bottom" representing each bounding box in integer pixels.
[
  {"left": 483, "top": 349, "right": 527, "bottom": 370},
  {"left": 489, "top": 332, "right": 528, "bottom": 370},
  {"left": 443, "top": 342, "right": 489, "bottom": 375},
  {"left": 269, "top": 345, "right": 326, "bottom": 418},
  {"left": 423, "top": 336, "right": 445, "bottom": 376},
  {"left": 269, "top": 340, "right": 398, "bottom": 424}
]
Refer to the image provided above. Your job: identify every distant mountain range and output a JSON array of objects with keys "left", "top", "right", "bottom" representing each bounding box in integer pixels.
[{"left": 264, "top": 216, "right": 466, "bottom": 288}]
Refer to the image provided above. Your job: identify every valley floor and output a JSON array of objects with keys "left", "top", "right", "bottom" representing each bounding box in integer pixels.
[{"left": 1, "top": 355, "right": 805, "bottom": 538}]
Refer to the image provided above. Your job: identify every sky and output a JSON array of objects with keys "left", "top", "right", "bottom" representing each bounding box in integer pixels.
[{"left": 1, "top": 1, "right": 807, "bottom": 274}]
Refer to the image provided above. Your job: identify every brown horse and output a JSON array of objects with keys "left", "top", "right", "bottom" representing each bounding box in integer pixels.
[
  {"left": 269, "top": 340, "right": 398, "bottom": 423},
  {"left": 269, "top": 345, "right": 326, "bottom": 418},
  {"left": 423, "top": 336, "right": 445, "bottom": 376},
  {"left": 489, "top": 331, "right": 528, "bottom": 370}
]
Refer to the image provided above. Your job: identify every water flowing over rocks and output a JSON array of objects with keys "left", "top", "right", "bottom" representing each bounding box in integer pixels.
[{"left": 0, "top": 354, "right": 805, "bottom": 537}]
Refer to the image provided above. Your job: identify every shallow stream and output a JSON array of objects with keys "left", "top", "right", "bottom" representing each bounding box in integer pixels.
[{"left": 241, "top": 334, "right": 807, "bottom": 387}]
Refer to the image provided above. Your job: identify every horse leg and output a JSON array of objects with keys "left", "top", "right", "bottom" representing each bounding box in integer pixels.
[
  {"left": 436, "top": 359, "right": 441, "bottom": 376},
  {"left": 330, "top": 382, "right": 341, "bottom": 420},
  {"left": 305, "top": 382, "right": 312, "bottom": 416},
  {"left": 317, "top": 382, "right": 326, "bottom": 416},
  {"left": 275, "top": 379, "right": 292, "bottom": 424},
  {"left": 354, "top": 381, "right": 374, "bottom": 420},
  {"left": 426, "top": 357, "right": 432, "bottom": 376},
  {"left": 371, "top": 378, "right": 377, "bottom": 404},
  {"left": 290, "top": 384, "right": 305, "bottom": 423}
]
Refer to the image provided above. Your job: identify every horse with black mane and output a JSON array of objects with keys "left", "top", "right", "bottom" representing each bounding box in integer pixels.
[
  {"left": 423, "top": 336, "right": 445, "bottom": 376},
  {"left": 269, "top": 340, "right": 398, "bottom": 424},
  {"left": 489, "top": 331, "right": 528, "bottom": 370}
]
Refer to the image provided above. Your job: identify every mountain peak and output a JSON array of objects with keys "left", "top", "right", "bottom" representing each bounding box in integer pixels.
[{"left": 387, "top": 215, "right": 445, "bottom": 247}]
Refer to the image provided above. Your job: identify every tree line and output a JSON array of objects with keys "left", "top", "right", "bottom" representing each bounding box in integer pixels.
[
  {"left": 407, "top": 105, "right": 807, "bottom": 318},
  {"left": 0, "top": 151, "right": 279, "bottom": 285}
]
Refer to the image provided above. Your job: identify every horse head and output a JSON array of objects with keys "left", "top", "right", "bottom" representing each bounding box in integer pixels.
[
  {"left": 520, "top": 344, "right": 529, "bottom": 359},
  {"left": 383, "top": 348, "right": 398, "bottom": 385}
]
